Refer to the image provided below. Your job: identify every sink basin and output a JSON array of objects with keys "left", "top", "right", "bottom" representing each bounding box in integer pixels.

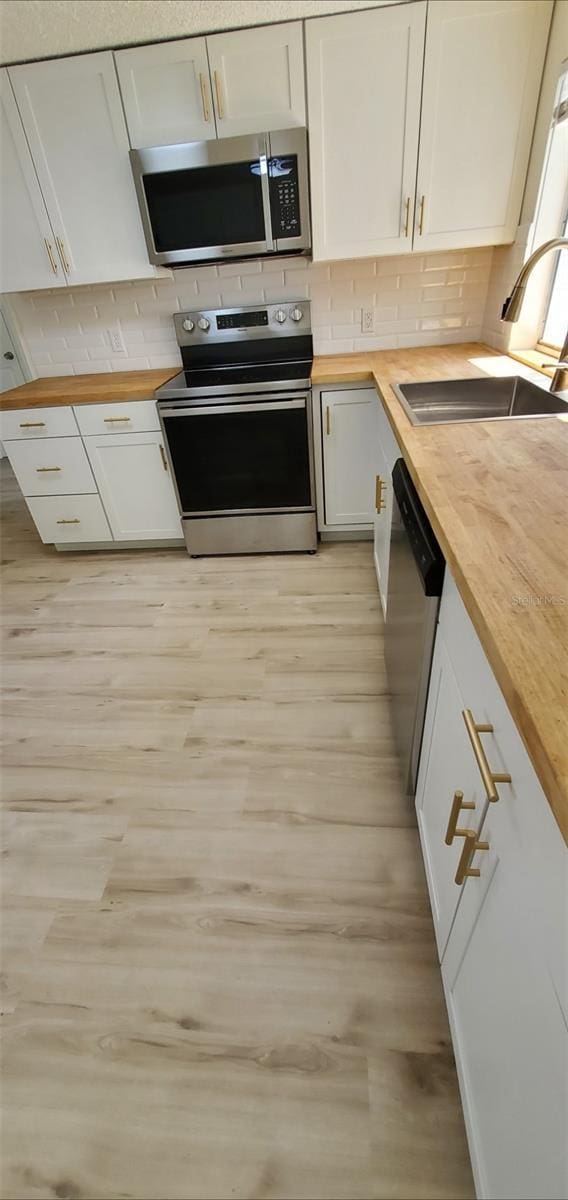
[{"left": 393, "top": 375, "right": 568, "bottom": 426}]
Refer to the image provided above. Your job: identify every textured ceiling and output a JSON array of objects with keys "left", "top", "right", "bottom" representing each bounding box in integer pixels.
[{"left": 0, "top": 0, "right": 394, "bottom": 65}]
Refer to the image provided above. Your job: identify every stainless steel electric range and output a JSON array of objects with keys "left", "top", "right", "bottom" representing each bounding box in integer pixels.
[{"left": 155, "top": 302, "right": 317, "bottom": 557}]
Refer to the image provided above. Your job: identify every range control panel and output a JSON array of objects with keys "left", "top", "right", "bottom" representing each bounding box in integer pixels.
[{"left": 269, "top": 156, "right": 301, "bottom": 238}]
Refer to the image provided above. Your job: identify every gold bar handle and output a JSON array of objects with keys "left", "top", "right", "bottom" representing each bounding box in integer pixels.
[
  {"left": 445, "top": 789, "right": 476, "bottom": 845},
  {"left": 375, "top": 476, "right": 386, "bottom": 513},
  {"left": 36, "top": 466, "right": 62, "bottom": 473},
  {"left": 56, "top": 518, "right": 80, "bottom": 525},
  {"left": 104, "top": 416, "right": 131, "bottom": 423},
  {"left": 199, "top": 73, "right": 211, "bottom": 122},
  {"left": 55, "top": 236, "right": 71, "bottom": 275},
  {"left": 403, "top": 196, "right": 411, "bottom": 238},
  {"left": 455, "top": 832, "right": 489, "bottom": 886},
  {"left": 213, "top": 70, "right": 225, "bottom": 119},
  {"left": 20, "top": 421, "right": 46, "bottom": 428},
  {"left": 159, "top": 443, "right": 168, "bottom": 472},
  {"left": 462, "top": 709, "right": 511, "bottom": 803},
  {"left": 44, "top": 238, "right": 58, "bottom": 275},
  {"left": 325, "top": 406, "right": 331, "bottom": 436},
  {"left": 418, "top": 195, "right": 425, "bottom": 236}
]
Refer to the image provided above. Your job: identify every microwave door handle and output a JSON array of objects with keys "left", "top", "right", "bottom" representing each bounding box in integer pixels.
[{"left": 259, "top": 137, "right": 274, "bottom": 252}]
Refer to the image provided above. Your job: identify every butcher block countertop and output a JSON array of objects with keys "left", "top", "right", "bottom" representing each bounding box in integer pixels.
[
  {"left": 314, "top": 342, "right": 568, "bottom": 843},
  {"left": 0, "top": 367, "right": 178, "bottom": 410}
]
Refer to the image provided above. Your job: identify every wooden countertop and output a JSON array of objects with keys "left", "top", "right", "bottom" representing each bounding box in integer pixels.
[
  {"left": 0, "top": 368, "right": 179, "bottom": 410},
  {"left": 314, "top": 343, "right": 568, "bottom": 843}
]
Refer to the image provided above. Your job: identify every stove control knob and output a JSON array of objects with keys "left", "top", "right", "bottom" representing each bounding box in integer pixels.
[
  {"left": 182, "top": 319, "right": 195, "bottom": 333},
  {"left": 274, "top": 309, "right": 287, "bottom": 324},
  {"left": 197, "top": 317, "right": 210, "bottom": 332},
  {"left": 290, "top": 307, "right": 303, "bottom": 322}
]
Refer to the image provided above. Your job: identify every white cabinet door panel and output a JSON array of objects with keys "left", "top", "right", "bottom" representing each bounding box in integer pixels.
[
  {"left": 207, "top": 22, "right": 305, "bottom": 137},
  {"left": 73, "top": 399, "right": 160, "bottom": 437},
  {"left": 84, "top": 431, "right": 181, "bottom": 540},
  {"left": 414, "top": 0, "right": 553, "bottom": 250},
  {"left": 5, "top": 436, "right": 97, "bottom": 497},
  {"left": 9, "top": 52, "right": 155, "bottom": 285},
  {"left": 0, "top": 70, "right": 62, "bottom": 293},
  {"left": 322, "top": 388, "right": 376, "bottom": 526},
  {"left": 26, "top": 493, "right": 112, "bottom": 544},
  {"left": 306, "top": 3, "right": 426, "bottom": 261},
  {"left": 115, "top": 38, "right": 215, "bottom": 149}
]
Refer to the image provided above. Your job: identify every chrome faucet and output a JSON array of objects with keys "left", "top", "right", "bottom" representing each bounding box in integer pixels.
[{"left": 501, "top": 236, "right": 568, "bottom": 393}]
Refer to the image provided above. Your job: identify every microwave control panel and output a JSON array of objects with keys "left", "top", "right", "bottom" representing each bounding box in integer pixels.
[{"left": 269, "top": 157, "right": 301, "bottom": 238}]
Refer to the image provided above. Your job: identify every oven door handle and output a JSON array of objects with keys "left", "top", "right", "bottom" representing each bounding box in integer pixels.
[
  {"left": 159, "top": 398, "right": 307, "bottom": 417},
  {"left": 259, "top": 136, "right": 274, "bottom": 253}
]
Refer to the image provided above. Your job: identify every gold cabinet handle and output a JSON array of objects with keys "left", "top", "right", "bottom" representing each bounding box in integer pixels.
[
  {"left": 36, "top": 466, "right": 62, "bottom": 473},
  {"left": 325, "top": 405, "right": 331, "bottom": 435},
  {"left": 403, "top": 196, "right": 411, "bottom": 238},
  {"left": 19, "top": 421, "right": 46, "bottom": 428},
  {"left": 44, "top": 238, "right": 58, "bottom": 275},
  {"left": 104, "top": 416, "right": 131, "bottom": 423},
  {"left": 462, "top": 709, "right": 511, "bottom": 803},
  {"left": 199, "top": 73, "right": 211, "bottom": 122},
  {"left": 445, "top": 789, "right": 476, "bottom": 845},
  {"left": 56, "top": 518, "right": 80, "bottom": 525},
  {"left": 418, "top": 195, "right": 425, "bottom": 236},
  {"left": 159, "top": 443, "right": 168, "bottom": 472},
  {"left": 55, "top": 236, "right": 71, "bottom": 275},
  {"left": 213, "top": 70, "right": 225, "bottom": 119},
  {"left": 375, "top": 475, "right": 386, "bottom": 512},
  {"left": 455, "top": 832, "right": 489, "bottom": 885}
]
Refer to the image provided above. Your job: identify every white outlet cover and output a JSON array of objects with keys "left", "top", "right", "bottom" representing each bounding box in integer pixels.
[
  {"left": 361, "top": 308, "right": 375, "bottom": 334},
  {"left": 108, "top": 327, "right": 126, "bottom": 354}
]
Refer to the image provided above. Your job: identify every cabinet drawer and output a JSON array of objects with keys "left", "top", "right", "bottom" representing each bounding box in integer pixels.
[
  {"left": 5, "top": 436, "right": 97, "bottom": 497},
  {"left": 25, "top": 494, "right": 112, "bottom": 544},
  {"left": 0, "top": 406, "right": 78, "bottom": 440},
  {"left": 73, "top": 400, "right": 160, "bottom": 436}
]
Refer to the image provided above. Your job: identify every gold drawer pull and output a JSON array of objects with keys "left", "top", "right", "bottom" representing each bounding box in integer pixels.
[
  {"left": 159, "top": 443, "right": 168, "bottom": 472},
  {"left": 36, "top": 466, "right": 62, "bottom": 473},
  {"left": 56, "top": 235, "right": 71, "bottom": 275},
  {"left": 445, "top": 789, "right": 476, "bottom": 845},
  {"left": 104, "top": 416, "right": 131, "bottom": 423},
  {"left": 20, "top": 421, "right": 46, "bottom": 428},
  {"left": 199, "top": 73, "right": 211, "bottom": 122},
  {"left": 44, "top": 238, "right": 58, "bottom": 274},
  {"left": 455, "top": 832, "right": 489, "bottom": 885},
  {"left": 213, "top": 70, "right": 225, "bottom": 119},
  {"left": 403, "top": 196, "right": 411, "bottom": 238},
  {"left": 56, "top": 518, "right": 80, "bottom": 525},
  {"left": 418, "top": 194, "right": 425, "bottom": 236},
  {"left": 325, "top": 405, "right": 331, "bottom": 435},
  {"left": 375, "top": 475, "right": 386, "bottom": 512},
  {"left": 462, "top": 709, "right": 511, "bottom": 803}
]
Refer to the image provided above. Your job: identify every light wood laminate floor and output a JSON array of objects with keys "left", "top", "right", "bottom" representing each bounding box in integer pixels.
[{"left": 0, "top": 461, "right": 474, "bottom": 1200}]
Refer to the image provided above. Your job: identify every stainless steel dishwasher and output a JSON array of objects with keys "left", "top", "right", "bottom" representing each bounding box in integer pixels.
[{"left": 385, "top": 459, "right": 445, "bottom": 797}]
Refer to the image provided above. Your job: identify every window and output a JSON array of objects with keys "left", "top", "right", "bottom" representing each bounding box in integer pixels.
[{"left": 535, "top": 66, "right": 568, "bottom": 353}]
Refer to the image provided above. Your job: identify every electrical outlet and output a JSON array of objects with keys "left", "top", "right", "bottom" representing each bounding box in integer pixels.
[
  {"left": 107, "top": 327, "right": 126, "bottom": 354},
  {"left": 361, "top": 308, "right": 375, "bottom": 334}
]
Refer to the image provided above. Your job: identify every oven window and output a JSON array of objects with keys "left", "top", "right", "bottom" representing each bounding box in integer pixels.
[
  {"left": 143, "top": 161, "right": 265, "bottom": 252},
  {"left": 163, "top": 404, "right": 312, "bottom": 512}
]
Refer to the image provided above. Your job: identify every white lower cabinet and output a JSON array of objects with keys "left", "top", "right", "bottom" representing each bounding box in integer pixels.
[
  {"left": 417, "top": 570, "right": 568, "bottom": 1200},
  {"left": 5, "top": 436, "right": 96, "bottom": 497},
  {"left": 84, "top": 431, "right": 181, "bottom": 541},
  {"left": 321, "top": 388, "right": 377, "bottom": 526},
  {"left": 26, "top": 493, "right": 112, "bottom": 544}
]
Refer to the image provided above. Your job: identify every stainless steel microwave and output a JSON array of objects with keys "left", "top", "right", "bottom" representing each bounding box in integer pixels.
[{"left": 130, "top": 127, "right": 311, "bottom": 268}]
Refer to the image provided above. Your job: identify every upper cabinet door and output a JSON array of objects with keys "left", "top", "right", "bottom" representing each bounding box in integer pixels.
[
  {"left": 9, "top": 52, "right": 156, "bottom": 286},
  {"left": 115, "top": 38, "right": 216, "bottom": 149},
  {"left": 306, "top": 3, "right": 426, "bottom": 262},
  {"left": 207, "top": 21, "right": 306, "bottom": 137},
  {"left": 414, "top": 0, "right": 553, "bottom": 251},
  {"left": 0, "top": 70, "right": 64, "bottom": 292}
]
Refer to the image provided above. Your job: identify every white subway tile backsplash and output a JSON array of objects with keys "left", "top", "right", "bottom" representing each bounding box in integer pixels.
[{"left": 10, "top": 246, "right": 493, "bottom": 377}]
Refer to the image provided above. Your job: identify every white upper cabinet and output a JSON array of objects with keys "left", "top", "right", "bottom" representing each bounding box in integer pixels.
[
  {"left": 413, "top": 0, "right": 553, "bottom": 251},
  {"left": 306, "top": 3, "right": 426, "bottom": 262},
  {"left": 8, "top": 52, "right": 156, "bottom": 286},
  {"left": 207, "top": 22, "right": 305, "bottom": 137},
  {"left": 115, "top": 38, "right": 216, "bottom": 149},
  {"left": 0, "top": 70, "right": 63, "bottom": 292}
]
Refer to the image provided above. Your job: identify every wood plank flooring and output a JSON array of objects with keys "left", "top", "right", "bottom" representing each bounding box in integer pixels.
[{"left": 0, "top": 460, "right": 474, "bottom": 1200}]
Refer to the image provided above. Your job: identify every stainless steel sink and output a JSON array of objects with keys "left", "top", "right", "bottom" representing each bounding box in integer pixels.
[{"left": 392, "top": 375, "right": 568, "bottom": 426}]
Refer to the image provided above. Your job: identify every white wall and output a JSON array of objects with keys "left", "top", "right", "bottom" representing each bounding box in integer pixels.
[
  {"left": 7, "top": 249, "right": 493, "bottom": 378},
  {"left": 0, "top": 0, "right": 396, "bottom": 64}
]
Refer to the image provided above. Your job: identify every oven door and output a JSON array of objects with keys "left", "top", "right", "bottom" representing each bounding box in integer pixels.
[
  {"left": 130, "top": 133, "right": 273, "bottom": 266},
  {"left": 159, "top": 394, "right": 315, "bottom": 517}
]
